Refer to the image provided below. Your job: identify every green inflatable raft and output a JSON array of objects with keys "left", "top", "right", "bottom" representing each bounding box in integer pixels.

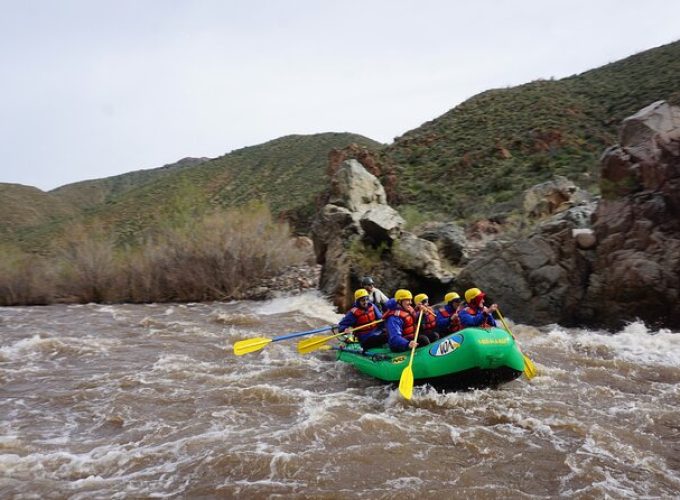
[{"left": 336, "top": 327, "right": 525, "bottom": 390}]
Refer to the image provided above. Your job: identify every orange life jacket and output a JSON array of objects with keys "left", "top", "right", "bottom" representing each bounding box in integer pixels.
[
  {"left": 384, "top": 308, "right": 416, "bottom": 339},
  {"left": 417, "top": 305, "right": 437, "bottom": 333},
  {"left": 438, "top": 306, "right": 462, "bottom": 333},
  {"left": 465, "top": 306, "right": 492, "bottom": 328},
  {"left": 350, "top": 305, "right": 378, "bottom": 332}
]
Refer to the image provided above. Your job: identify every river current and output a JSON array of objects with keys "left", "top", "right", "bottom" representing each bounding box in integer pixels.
[{"left": 1, "top": 292, "right": 679, "bottom": 498}]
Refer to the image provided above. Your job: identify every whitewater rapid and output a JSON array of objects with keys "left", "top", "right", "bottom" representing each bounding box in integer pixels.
[{"left": 1, "top": 292, "right": 678, "bottom": 498}]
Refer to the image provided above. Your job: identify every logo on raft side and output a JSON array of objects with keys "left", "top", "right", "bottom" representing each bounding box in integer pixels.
[{"left": 429, "top": 334, "right": 464, "bottom": 357}]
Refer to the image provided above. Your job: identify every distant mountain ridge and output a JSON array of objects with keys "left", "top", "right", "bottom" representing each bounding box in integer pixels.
[
  {"left": 49, "top": 157, "right": 211, "bottom": 210},
  {"left": 0, "top": 184, "right": 76, "bottom": 235},
  {"left": 3, "top": 40, "right": 679, "bottom": 250},
  {"left": 2, "top": 133, "right": 381, "bottom": 249}
]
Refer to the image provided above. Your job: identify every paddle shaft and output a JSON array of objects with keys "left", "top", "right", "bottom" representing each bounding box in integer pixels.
[
  {"left": 271, "top": 324, "right": 335, "bottom": 342},
  {"left": 407, "top": 310, "right": 424, "bottom": 370},
  {"left": 233, "top": 323, "right": 337, "bottom": 355},
  {"left": 496, "top": 308, "right": 537, "bottom": 379},
  {"left": 297, "top": 319, "right": 384, "bottom": 354},
  {"left": 398, "top": 310, "right": 424, "bottom": 400}
]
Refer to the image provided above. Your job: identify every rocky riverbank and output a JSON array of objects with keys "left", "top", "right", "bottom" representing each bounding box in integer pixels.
[
  {"left": 239, "top": 262, "right": 322, "bottom": 300},
  {"left": 311, "top": 101, "right": 680, "bottom": 330}
]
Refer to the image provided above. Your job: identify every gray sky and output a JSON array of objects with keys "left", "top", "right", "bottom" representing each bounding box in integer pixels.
[{"left": 1, "top": 1, "right": 679, "bottom": 191}]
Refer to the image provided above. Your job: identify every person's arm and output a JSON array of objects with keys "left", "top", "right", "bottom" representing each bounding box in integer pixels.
[
  {"left": 338, "top": 310, "right": 356, "bottom": 333},
  {"left": 435, "top": 308, "right": 450, "bottom": 332},
  {"left": 483, "top": 304, "right": 498, "bottom": 326},
  {"left": 386, "top": 316, "right": 410, "bottom": 351},
  {"left": 459, "top": 308, "right": 485, "bottom": 327},
  {"left": 373, "top": 304, "right": 383, "bottom": 321}
]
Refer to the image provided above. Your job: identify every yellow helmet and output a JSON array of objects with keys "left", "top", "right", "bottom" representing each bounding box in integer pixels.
[
  {"left": 465, "top": 287, "right": 484, "bottom": 303},
  {"left": 414, "top": 293, "right": 428, "bottom": 305},
  {"left": 445, "top": 292, "right": 461, "bottom": 303},
  {"left": 394, "top": 289, "right": 413, "bottom": 301},
  {"left": 354, "top": 288, "right": 369, "bottom": 301}
]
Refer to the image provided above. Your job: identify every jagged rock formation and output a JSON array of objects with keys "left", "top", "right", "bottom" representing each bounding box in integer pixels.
[
  {"left": 314, "top": 102, "right": 680, "bottom": 329},
  {"left": 586, "top": 101, "right": 680, "bottom": 328},
  {"left": 458, "top": 101, "right": 680, "bottom": 329},
  {"left": 312, "top": 160, "right": 452, "bottom": 310},
  {"left": 523, "top": 175, "right": 593, "bottom": 220}
]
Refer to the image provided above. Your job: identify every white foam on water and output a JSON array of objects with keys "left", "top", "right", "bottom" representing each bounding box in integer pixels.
[
  {"left": 384, "top": 476, "right": 424, "bottom": 489},
  {"left": 0, "top": 334, "right": 116, "bottom": 363},
  {"left": 4, "top": 298, "right": 679, "bottom": 498},
  {"left": 534, "top": 322, "right": 680, "bottom": 368},
  {"left": 254, "top": 291, "right": 342, "bottom": 324}
]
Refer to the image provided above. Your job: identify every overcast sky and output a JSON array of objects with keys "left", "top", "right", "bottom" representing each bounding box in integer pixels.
[{"left": 1, "top": 1, "right": 679, "bottom": 191}]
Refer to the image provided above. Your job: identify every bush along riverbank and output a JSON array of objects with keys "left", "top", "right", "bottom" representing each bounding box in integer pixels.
[{"left": 0, "top": 204, "right": 312, "bottom": 306}]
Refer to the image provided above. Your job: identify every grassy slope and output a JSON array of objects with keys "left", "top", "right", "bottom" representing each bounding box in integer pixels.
[
  {"left": 49, "top": 157, "right": 210, "bottom": 210},
  {"left": 382, "top": 40, "right": 680, "bottom": 220},
  {"left": 8, "top": 133, "right": 381, "bottom": 249},
  {"left": 0, "top": 184, "right": 76, "bottom": 236},
  {"left": 90, "top": 133, "right": 382, "bottom": 236}
]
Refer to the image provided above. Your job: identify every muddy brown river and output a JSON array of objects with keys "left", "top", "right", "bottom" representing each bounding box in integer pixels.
[{"left": 1, "top": 292, "right": 679, "bottom": 498}]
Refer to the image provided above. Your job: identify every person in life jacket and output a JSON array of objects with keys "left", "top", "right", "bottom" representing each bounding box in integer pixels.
[
  {"left": 384, "top": 289, "right": 432, "bottom": 352},
  {"left": 435, "top": 292, "right": 464, "bottom": 335},
  {"left": 360, "top": 276, "right": 389, "bottom": 312},
  {"left": 413, "top": 293, "right": 440, "bottom": 343},
  {"left": 338, "top": 288, "right": 386, "bottom": 349},
  {"left": 459, "top": 287, "right": 498, "bottom": 328}
]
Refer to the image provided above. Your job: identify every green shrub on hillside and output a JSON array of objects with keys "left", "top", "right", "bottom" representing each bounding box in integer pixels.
[
  {"left": 0, "top": 204, "right": 308, "bottom": 305},
  {"left": 380, "top": 40, "right": 680, "bottom": 220},
  {"left": 0, "top": 244, "right": 53, "bottom": 305}
]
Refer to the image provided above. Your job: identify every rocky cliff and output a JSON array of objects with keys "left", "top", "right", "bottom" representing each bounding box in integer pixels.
[
  {"left": 314, "top": 101, "right": 680, "bottom": 330},
  {"left": 458, "top": 101, "right": 680, "bottom": 329}
]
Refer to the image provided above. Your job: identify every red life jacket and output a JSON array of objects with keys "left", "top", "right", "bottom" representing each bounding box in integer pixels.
[
  {"left": 384, "top": 308, "right": 416, "bottom": 340},
  {"left": 438, "top": 307, "right": 462, "bottom": 333},
  {"left": 465, "top": 306, "right": 492, "bottom": 328},
  {"left": 417, "top": 306, "right": 437, "bottom": 333},
  {"left": 350, "top": 304, "right": 378, "bottom": 335}
]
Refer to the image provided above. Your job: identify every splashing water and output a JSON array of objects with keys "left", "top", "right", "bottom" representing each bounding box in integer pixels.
[{"left": 1, "top": 293, "right": 678, "bottom": 497}]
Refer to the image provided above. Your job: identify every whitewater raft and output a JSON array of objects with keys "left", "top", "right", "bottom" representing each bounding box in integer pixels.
[{"left": 336, "top": 326, "right": 525, "bottom": 390}]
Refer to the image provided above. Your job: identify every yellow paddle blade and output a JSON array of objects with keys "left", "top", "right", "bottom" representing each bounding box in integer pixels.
[
  {"left": 398, "top": 365, "right": 415, "bottom": 400},
  {"left": 233, "top": 337, "right": 272, "bottom": 356},
  {"left": 523, "top": 354, "right": 538, "bottom": 379},
  {"left": 398, "top": 311, "right": 422, "bottom": 401},
  {"left": 297, "top": 334, "right": 337, "bottom": 354}
]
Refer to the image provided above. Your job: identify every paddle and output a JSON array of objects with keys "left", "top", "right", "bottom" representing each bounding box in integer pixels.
[
  {"left": 496, "top": 308, "right": 537, "bottom": 380},
  {"left": 398, "top": 310, "right": 423, "bottom": 401},
  {"left": 297, "top": 319, "right": 384, "bottom": 354},
  {"left": 233, "top": 324, "right": 336, "bottom": 356}
]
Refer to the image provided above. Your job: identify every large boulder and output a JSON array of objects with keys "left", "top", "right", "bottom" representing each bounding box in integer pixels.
[
  {"left": 456, "top": 101, "right": 680, "bottom": 329},
  {"left": 329, "top": 159, "right": 387, "bottom": 213},
  {"left": 586, "top": 100, "right": 680, "bottom": 328},
  {"left": 415, "top": 222, "right": 468, "bottom": 265},
  {"left": 313, "top": 160, "right": 452, "bottom": 310},
  {"left": 392, "top": 232, "right": 453, "bottom": 283},
  {"left": 360, "top": 205, "right": 405, "bottom": 244},
  {"left": 456, "top": 206, "right": 595, "bottom": 326},
  {"left": 523, "top": 175, "right": 593, "bottom": 219}
]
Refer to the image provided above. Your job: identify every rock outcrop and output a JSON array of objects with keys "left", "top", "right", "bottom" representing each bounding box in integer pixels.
[
  {"left": 586, "top": 101, "right": 680, "bottom": 328},
  {"left": 523, "top": 175, "right": 593, "bottom": 220},
  {"left": 457, "top": 101, "right": 680, "bottom": 329},
  {"left": 312, "top": 159, "right": 452, "bottom": 310},
  {"left": 314, "top": 102, "right": 680, "bottom": 329},
  {"left": 456, "top": 201, "right": 597, "bottom": 326}
]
